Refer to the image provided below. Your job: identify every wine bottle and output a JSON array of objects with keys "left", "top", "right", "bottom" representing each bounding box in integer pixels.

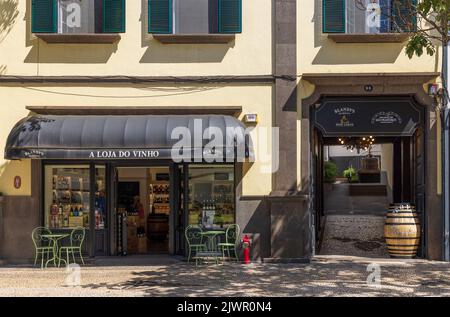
[
  {"left": 63, "top": 212, "right": 68, "bottom": 227},
  {"left": 58, "top": 206, "right": 63, "bottom": 227}
]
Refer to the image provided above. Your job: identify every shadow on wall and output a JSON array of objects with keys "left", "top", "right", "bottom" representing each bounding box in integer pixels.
[
  {"left": 0, "top": 0, "right": 18, "bottom": 43},
  {"left": 311, "top": 0, "right": 403, "bottom": 65},
  {"left": 23, "top": 0, "right": 117, "bottom": 64},
  {"left": 234, "top": 161, "right": 271, "bottom": 260},
  {"left": 139, "top": 0, "right": 232, "bottom": 64},
  {"left": 0, "top": 159, "right": 38, "bottom": 262},
  {"left": 0, "top": 161, "right": 9, "bottom": 194},
  {"left": 239, "top": 199, "right": 271, "bottom": 260},
  {"left": 238, "top": 159, "right": 311, "bottom": 260},
  {"left": 0, "top": 160, "right": 27, "bottom": 194}
]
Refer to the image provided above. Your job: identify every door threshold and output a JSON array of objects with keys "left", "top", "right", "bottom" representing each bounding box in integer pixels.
[{"left": 86, "top": 254, "right": 184, "bottom": 266}]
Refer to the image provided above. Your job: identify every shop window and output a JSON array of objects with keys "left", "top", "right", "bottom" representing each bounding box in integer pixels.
[
  {"left": 188, "top": 165, "right": 235, "bottom": 229},
  {"left": 322, "top": 0, "right": 417, "bottom": 34},
  {"left": 148, "top": 0, "right": 242, "bottom": 34},
  {"left": 31, "top": 0, "right": 125, "bottom": 34},
  {"left": 45, "top": 165, "right": 90, "bottom": 229}
]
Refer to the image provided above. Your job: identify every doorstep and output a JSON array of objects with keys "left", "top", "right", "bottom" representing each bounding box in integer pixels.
[
  {"left": 263, "top": 257, "right": 311, "bottom": 264},
  {"left": 85, "top": 254, "right": 185, "bottom": 267}
]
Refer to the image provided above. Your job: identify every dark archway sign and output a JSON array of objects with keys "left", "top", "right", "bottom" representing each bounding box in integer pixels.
[{"left": 314, "top": 97, "right": 423, "bottom": 137}]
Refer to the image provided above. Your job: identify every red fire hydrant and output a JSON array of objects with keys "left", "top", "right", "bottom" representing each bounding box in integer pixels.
[{"left": 242, "top": 235, "right": 251, "bottom": 264}]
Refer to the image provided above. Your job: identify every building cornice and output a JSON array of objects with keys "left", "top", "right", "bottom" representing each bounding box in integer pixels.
[
  {"left": 26, "top": 105, "right": 243, "bottom": 117},
  {"left": 302, "top": 72, "right": 440, "bottom": 86},
  {"left": 301, "top": 72, "right": 440, "bottom": 118},
  {"left": 0, "top": 75, "right": 277, "bottom": 84}
]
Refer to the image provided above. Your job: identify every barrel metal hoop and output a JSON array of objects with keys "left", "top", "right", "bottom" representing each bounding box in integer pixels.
[
  {"left": 384, "top": 236, "right": 421, "bottom": 239},
  {"left": 384, "top": 223, "right": 420, "bottom": 226},
  {"left": 386, "top": 214, "right": 418, "bottom": 218},
  {"left": 386, "top": 244, "right": 420, "bottom": 247}
]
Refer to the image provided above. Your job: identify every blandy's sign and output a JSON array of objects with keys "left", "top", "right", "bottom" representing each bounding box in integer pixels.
[{"left": 314, "top": 98, "right": 422, "bottom": 137}]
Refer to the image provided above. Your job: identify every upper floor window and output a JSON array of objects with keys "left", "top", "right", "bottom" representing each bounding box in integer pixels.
[
  {"left": 58, "top": 0, "right": 96, "bottom": 33},
  {"left": 323, "top": 0, "right": 417, "bottom": 34},
  {"left": 32, "top": 0, "right": 125, "bottom": 34},
  {"left": 148, "top": 0, "right": 242, "bottom": 34}
]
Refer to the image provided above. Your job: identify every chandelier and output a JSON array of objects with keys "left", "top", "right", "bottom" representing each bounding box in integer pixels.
[{"left": 338, "top": 136, "right": 375, "bottom": 154}]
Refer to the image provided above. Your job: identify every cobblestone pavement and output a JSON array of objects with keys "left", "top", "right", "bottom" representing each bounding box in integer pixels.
[
  {"left": 319, "top": 215, "right": 389, "bottom": 258},
  {"left": 1, "top": 256, "right": 450, "bottom": 296}
]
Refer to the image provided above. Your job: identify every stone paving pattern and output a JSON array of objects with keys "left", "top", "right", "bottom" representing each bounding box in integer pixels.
[
  {"left": 321, "top": 182, "right": 390, "bottom": 258},
  {"left": 1, "top": 256, "right": 450, "bottom": 296},
  {"left": 319, "top": 215, "right": 389, "bottom": 258}
]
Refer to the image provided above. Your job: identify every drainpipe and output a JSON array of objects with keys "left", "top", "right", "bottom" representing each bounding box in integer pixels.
[{"left": 442, "top": 40, "right": 449, "bottom": 261}]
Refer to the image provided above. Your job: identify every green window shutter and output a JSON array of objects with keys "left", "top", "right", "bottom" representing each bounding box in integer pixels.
[
  {"left": 218, "top": 0, "right": 242, "bottom": 33},
  {"left": 391, "top": 0, "right": 417, "bottom": 32},
  {"left": 31, "top": 0, "right": 57, "bottom": 33},
  {"left": 322, "top": 0, "right": 345, "bottom": 33},
  {"left": 148, "top": 0, "right": 173, "bottom": 34},
  {"left": 103, "top": 0, "right": 126, "bottom": 33}
]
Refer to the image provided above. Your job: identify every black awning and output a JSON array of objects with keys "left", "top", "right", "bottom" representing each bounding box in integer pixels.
[{"left": 5, "top": 115, "right": 252, "bottom": 161}]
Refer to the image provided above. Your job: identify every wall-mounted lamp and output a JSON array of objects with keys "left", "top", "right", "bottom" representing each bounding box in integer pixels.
[
  {"left": 243, "top": 113, "right": 258, "bottom": 124},
  {"left": 428, "top": 83, "right": 439, "bottom": 96}
]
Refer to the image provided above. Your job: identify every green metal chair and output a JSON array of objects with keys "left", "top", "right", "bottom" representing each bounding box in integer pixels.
[
  {"left": 58, "top": 227, "right": 85, "bottom": 267},
  {"left": 31, "top": 227, "right": 54, "bottom": 269},
  {"left": 218, "top": 224, "right": 240, "bottom": 262},
  {"left": 185, "top": 225, "right": 206, "bottom": 264}
]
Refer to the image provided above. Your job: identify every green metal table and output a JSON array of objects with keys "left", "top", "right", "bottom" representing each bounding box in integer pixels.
[
  {"left": 41, "top": 234, "right": 69, "bottom": 268},
  {"left": 200, "top": 230, "right": 225, "bottom": 252},
  {"left": 193, "top": 230, "right": 225, "bottom": 265}
]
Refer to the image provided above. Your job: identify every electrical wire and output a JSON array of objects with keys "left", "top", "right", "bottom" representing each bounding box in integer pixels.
[{"left": 21, "top": 85, "right": 223, "bottom": 99}]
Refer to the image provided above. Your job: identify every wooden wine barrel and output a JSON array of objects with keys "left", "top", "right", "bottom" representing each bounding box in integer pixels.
[
  {"left": 384, "top": 204, "right": 420, "bottom": 258},
  {"left": 362, "top": 157, "right": 380, "bottom": 171},
  {"left": 147, "top": 214, "right": 169, "bottom": 241}
]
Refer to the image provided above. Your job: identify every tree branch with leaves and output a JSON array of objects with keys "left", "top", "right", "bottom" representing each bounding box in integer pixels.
[{"left": 398, "top": 0, "right": 449, "bottom": 109}]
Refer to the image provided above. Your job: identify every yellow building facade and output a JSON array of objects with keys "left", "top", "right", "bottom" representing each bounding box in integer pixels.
[{"left": 0, "top": 0, "right": 445, "bottom": 263}]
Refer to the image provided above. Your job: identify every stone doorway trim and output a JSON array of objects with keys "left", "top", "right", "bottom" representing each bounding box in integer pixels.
[{"left": 301, "top": 72, "right": 442, "bottom": 260}]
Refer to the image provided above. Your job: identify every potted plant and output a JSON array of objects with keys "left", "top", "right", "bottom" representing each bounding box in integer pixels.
[
  {"left": 343, "top": 167, "right": 358, "bottom": 183},
  {"left": 324, "top": 161, "right": 337, "bottom": 183}
]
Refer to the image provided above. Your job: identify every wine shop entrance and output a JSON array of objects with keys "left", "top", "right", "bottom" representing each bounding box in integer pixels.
[{"left": 112, "top": 162, "right": 184, "bottom": 256}]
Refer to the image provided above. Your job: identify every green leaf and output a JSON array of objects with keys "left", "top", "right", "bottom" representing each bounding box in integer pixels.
[{"left": 405, "top": 33, "right": 435, "bottom": 59}]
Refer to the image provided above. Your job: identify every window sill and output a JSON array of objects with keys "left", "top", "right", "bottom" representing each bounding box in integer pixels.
[
  {"left": 153, "top": 34, "right": 235, "bottom": 44},
  {"left": 327, "top": 33, "right": 410, "bottom": 43},
  {"left": 35, "top": 33, "right": 121, "bottom": 44}
]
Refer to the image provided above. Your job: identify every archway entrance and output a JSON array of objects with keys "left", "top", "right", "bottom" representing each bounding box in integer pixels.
[{"left": 310, "top": 97, "right": 425, "bottom": 258}]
